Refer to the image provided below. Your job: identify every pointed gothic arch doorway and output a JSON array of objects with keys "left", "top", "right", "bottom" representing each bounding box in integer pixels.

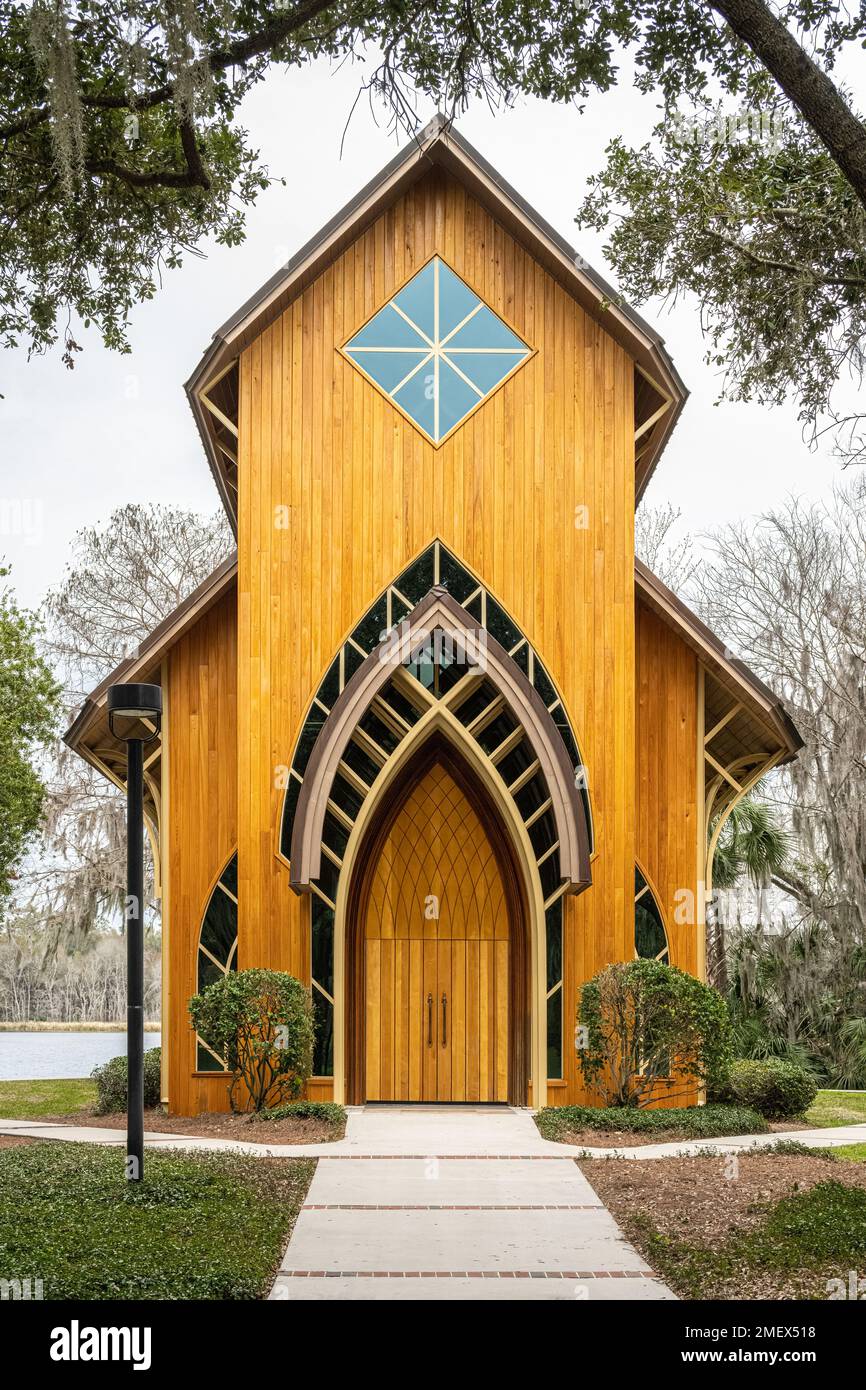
[{"left": 345, "top": 736, "right": 529, "bottom": 1105}]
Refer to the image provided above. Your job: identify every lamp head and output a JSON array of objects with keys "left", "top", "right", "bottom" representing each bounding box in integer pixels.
[{"left": 107, "top": 682, "right": 162, "bottom": 742}]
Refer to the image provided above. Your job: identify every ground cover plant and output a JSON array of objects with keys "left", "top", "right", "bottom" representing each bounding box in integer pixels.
[{"left": 0, "top": 1141, "right": 313, "bottom": 1299}]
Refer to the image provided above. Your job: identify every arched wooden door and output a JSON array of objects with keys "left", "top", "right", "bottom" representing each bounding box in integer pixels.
[{"left": 351, "top": 744, "right": 524, "bottom": 1103}]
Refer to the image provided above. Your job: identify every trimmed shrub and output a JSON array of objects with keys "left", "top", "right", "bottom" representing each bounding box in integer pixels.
[
  {"left": 258, "top": 1100, "right": 346, "bottom": 1128},
  {"left": 725, "top": 1058, "right": 818, "bottom": 1119},
  {"left": 92, "top": 1047, "right": 162, "bottom": 1114},
  {"left": 188, "top": 968, "right": 313, "bottom": 1113},
  {"left": 578, "top": 959, "right": 731, "bottom": 1107},
  {"left": 536, "top": 1102, "right": 768, "bottom": 1142}
]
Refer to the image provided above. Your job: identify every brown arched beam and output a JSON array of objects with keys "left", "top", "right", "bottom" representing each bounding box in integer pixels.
[
  {"left": 344, "top": 734, "right": 530, "bottom": 1106},
  {"left": 288, "top": 586, "right": 592, "bottom": 894}
]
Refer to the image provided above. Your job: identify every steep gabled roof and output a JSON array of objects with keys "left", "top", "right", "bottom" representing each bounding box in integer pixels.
[{"left": 185, "top": 115, "right": 688, "bottom": 528}]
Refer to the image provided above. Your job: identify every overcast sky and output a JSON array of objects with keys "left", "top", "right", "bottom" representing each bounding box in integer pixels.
[{"left": 3, "top": 48, "right": 860, "bottom": 613}]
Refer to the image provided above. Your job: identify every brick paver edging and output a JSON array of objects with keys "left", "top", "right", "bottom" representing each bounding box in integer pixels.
[
  {"left": 279, "top": 1270, "right": 660, "bottom": 1280},
  {"left": 303, "top": 1203, "right": 605, "bottom": 1210}
]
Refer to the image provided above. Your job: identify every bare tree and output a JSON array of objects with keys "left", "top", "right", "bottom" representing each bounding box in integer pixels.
[
  {"left": 696, "top": 477, "right": 866, "bottom": 940},
  {"left": 14, "top": 504, "right": 232, "bottom": 958},
  {"left": 635, "top": 501, "right": 699, "bottom": 594}
]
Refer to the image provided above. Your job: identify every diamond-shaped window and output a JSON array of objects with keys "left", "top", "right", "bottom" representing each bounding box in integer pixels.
[{"left": 342, "top": 256, "right": 531, "bottom": 444}]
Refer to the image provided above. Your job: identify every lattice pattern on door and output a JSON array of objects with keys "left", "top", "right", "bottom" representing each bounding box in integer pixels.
[{"left": 364, "top": 761, "right": 510, "bottom": 1103}]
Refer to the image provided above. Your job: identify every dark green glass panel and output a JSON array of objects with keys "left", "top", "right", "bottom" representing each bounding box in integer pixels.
[
  {"left": 532, "top": 662, "right": 557, "bottom": 708},
  {"left": 396, "top": 545, "right": 435, "bottom": 604},
  {"left": 352, "top": 595, "right": 389, "bottom": 654},
  {"left": 330, "top": 772, "right": 364, "bottom": 822},
  {"left": 358, "top": 708, "right": 401, "bottom": 756},
  {"left": 318, "top": 655, "right": 341, "bottom": 708},
  {"left": 529, "top": 809, "right": 558, "bottom": 859},
  {"left": 342, "top": 739, "right": 380, "bottom": 788},
  {"left": 496, "top": 737, "right": 534, "bottom": 788},
  {"left": 635, "top": 866, "right": 647, "bottom": 896},
  {"left": 292, "top": 707, "right": 328, "bottom": 776},
  {"left": 391, "top": 591, "right": 413, "bottom": 624},
  {"left": 316, "top": 854, "right": 340, "bottom": 906},
  {"left": 452, "top": 681, "right": 496, "bottom": 728},
  {"left": 322, "top": 811, "right": 349, "bottom": 860},
  {"left": 197, "top": 951, "right": 223, "bottom": 991},
  {"left": 464, "top": 591, "right": 483, "bottom": 622},
  {"left": 437, "top": 546, "right": 476, "bottom": 603},
  {"left": 546, "top": 988, "right": 563, "bottom": 1079},
  {"left": 538, "top": 848, "right": 561, "bottom": 902},
  {"left": 197, "top": 1042, "right": 226, "bottom": 1072},
  {"left": 437, "top": 652, "right": 465, "bottom": 698},
  {"left": 510, "top": 641, "right": 530, "bottom": 677},
  {"left": 485, "top": 595, "right": 523, "bottom": 652},
  {"left": 379, "top": 683, "right": 421, "bottom": 728},
  {"left": 514, "top": 772, "right": 548, "bottom": 821},
  {"left": 552, "top": 707, "right": 581, "bottom": 769},
  {"left": 545, "top": 899, "right": 563, "bottom": 992},
  {"left": 476, "top": 710, "right": 518, "bottom": 756},
  {"left": 635, "top": 901, "right": 668, "bottom": 961},
  {"left": 201, "top": 890, "right": 237, "bottom": 964},
  {"left": 312, "top": 988, "right": 334, "bottom": 1076},
  {"left": 343, "top": 642, "right": 366, "bottom": 683},
  {"left": 220, "top": 853, "right": 238, "bottom": 898},
  {"left": 281, "top": 774, "right": 302, "bottom": 859},
  {"left": 311, "top": 897, "right": 335, "bottom": 997}
]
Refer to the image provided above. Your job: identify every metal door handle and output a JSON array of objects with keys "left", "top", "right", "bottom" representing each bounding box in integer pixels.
[
  {"left": 427, "top": 993, "right": 433, "bottom": 1047},
  {"left": 441, "top": 991, "right": 447, "bottom": 1047}
]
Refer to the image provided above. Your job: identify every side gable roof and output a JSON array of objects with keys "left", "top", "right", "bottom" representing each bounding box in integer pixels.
[{"left": 186, "top": 115, "right": 688, "bottom": 528}]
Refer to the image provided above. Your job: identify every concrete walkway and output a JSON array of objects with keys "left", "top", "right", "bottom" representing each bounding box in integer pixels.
[{"left": 267, "top": 1107, "right": 674, "bottom": 1300}]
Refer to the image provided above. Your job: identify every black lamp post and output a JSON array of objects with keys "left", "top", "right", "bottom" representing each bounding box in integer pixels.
[{"left": 107, "top": 682, "right": 162, "bottom": 1183}]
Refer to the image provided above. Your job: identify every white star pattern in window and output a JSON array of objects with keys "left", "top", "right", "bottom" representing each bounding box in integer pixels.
[{"left": 342, "top": 257, "right": 531, "bottom": 443}]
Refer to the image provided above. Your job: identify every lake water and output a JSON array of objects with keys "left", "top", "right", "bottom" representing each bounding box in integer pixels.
[{"left": 0, "top": 1031, "right": 161, "bottom": 1081}]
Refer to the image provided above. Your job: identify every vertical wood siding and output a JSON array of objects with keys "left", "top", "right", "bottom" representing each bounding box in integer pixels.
[
  {"left": 235, "top": 167, "right": 636, "bottom": 1107},
  {"left": 166, "top": 590, "right": 237, "bottom": 1114}
]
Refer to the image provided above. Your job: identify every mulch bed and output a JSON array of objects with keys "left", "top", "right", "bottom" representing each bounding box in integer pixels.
[
  {"left": 552, "top": 1119, "right": 810, "bottom": 1148},
  {"left": 580, "top": 1150, "right": 866, "bottom": 1299},
  {"left": 0, "top": 1135, "right": 36, "bottom": 1150},
  {"left": 48, "top": 1108, "right": 342, "bottom": 1146}
]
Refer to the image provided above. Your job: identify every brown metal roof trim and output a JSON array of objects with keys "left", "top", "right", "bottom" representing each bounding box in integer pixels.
[
  {"left": 185, "top": 115, "right": 687, "bottom": 526},
  {"left": 635, "top": 558, "right": 803, "bottom": 759}
]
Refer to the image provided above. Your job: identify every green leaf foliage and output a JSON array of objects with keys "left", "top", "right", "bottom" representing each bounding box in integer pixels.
[
  {"left": 577, "top": 958, "right": 732, "bottom": 1107},
  {"left": 188, "top": 967, "right": 314, "bottom": 1112},
  {"left": 91, "top": 1047, "right": 162, "bottom": 1114}
]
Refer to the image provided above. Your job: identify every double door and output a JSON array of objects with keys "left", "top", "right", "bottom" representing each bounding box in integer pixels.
[{"left": 363, "top": 759, "right": 510, "bottom": 1102}]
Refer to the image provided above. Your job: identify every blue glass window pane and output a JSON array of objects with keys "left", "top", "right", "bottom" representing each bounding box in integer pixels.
[
  {"left": 446, "top": 303, "right": 528, "bottom": 351},
  {"left": 437, "top": 262, "right": 482, "bottom": 338},
  {"left": 342, "top": 257, "right": 530, "bottom": 443},
  {"left": 447, "top": 350, "right": 527, "bottom": 395},
  {"left": 393, "top": 366, "right": 436, "bottom": 439},
  {"left": 347, "top": 303, "right": 428, "bottom": 350},
  {"left": 438, "top": 359, "right": 481, "bottom": 438},
  {"left": 391, "top": 260, "right": 437, "bottom": 340},
  {"left": 346, "top": 348, "right": 428, "bottom": 395}
]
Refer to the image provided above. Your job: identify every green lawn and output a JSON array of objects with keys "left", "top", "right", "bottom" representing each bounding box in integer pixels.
[
  {"left": 0, "top": 1142, "right": 313, "bottom": 1299},
  {"left": 0, "top": 1077, "right": 96, "bottom": 1118},
  {"left": 639, "top": 1180, "right": 866, "bottom": 1300},
  {"left": 806, "top": 1090, "right": 866, "bottom": 1128},
  {"left": 828, "top": 1142, "right": 866, "bottom": 1162}
]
